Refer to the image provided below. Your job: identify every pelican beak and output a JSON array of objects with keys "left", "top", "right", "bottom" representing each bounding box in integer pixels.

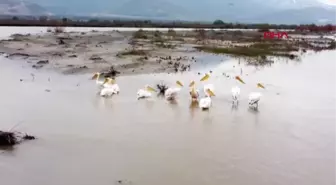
[
  {"left": 257, "top": 83, "right": 265, "bottom": 89},
  {"left": 235, "top": 76, "right": 245, "bottom": 84},
  {"left": 200, "top": 73, "right": 210, "bottom": 81},
  {"left": 176, "top": 80, "right": 184, "bottom": 87},
  {"left": 206, "top": 89, "right": 216, "bottom": 97},
  {"left": 102, "top": 78, "right": 108, "bottom": 84},
  {"left": 91, "top": 73, "right": 99, "bottom": 80},
  {"left": 189, "top": 80, "right": 195, "bottom": 87},
  {"left": 146, "top": 86, "right": 157, "bottom": 92},
  {"left": 190, "top": 87, "right": 196, "bottom": 95}
]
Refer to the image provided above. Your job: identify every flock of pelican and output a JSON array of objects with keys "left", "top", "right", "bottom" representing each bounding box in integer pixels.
[{"left": 91, "top": 72, "right": 265, "bottom": 110}]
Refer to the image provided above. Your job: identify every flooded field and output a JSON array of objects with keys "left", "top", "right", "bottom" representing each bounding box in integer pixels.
[{"left": 0, "top": 28, "right": 335, "bottom": 185}]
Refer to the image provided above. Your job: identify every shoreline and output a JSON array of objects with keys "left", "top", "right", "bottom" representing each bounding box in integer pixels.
[{"left": 0, "top": 28, "right": 335, "bottom": 77}]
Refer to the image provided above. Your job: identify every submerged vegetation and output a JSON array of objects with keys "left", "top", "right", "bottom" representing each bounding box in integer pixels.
[
  {"left": 0, "top": 130, "right": 36, "bottom": 146},
  {"left": 117, "top": 49, "right": 148, "bottom": 56}
]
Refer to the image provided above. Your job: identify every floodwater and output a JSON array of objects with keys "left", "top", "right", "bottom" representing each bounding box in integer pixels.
[{"left": 0, "top": 28, "right": 335, "bottom": 185}]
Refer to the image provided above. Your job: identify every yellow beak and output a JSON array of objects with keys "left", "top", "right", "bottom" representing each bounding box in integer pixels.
[
  {"left": 257, "top": 83, "right": 265, "bottom": 89},
  {"left": 200, "top": 73, "right": 210, "bottom": 81},
  {"left": 176, "top": 80, "right": 184, "bottom": 87},
  {"left": 235, "top": 76, "right": 245, "bottom": 84},
  {"left": 102, "top": 78, "right": 108, "bottom": 84},
  {"left": 91, "top": 73, "right": 99, "bottom": 80},
  {"left": 146, "top": 86, "right": 157, "bottom": 92},
  {"left": 206, "top": 89, "right": 215, "bottom": 97},
  {"left": 189, "top": 80, "right": 195, "bottom": 87}
]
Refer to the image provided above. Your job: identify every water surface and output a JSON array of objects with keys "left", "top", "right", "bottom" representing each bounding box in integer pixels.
[{"left": 0, "top": 28, "right": 335, "bottom": 185}]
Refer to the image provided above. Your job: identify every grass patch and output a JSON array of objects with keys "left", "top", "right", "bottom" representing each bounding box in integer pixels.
[{"left": 195, "top": 43, "right": 298, "bottom": 59}]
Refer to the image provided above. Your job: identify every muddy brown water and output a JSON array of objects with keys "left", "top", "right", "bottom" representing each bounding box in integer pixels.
[{"left": 0, "top": 28, "right": 335, "bottom": 185}]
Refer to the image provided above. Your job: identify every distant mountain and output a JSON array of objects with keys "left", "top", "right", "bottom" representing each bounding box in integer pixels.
[
  {"left": 0, "top": 0, "right": 49, "bottom": 15},
  {"left": 111, "top": 0, "right": 191, "bottom": 20},
  {"left": 248, "top": 7, "right": 336, "bottom": 24},
  {"left": 1, "top": 0, "right": 336, "bottom": 24}
]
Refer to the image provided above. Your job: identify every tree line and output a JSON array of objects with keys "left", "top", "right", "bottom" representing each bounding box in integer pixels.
[{"left": 0, "top": 16, "right": 335, "bottom": 32}]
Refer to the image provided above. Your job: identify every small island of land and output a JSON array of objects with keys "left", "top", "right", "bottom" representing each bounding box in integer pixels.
[{"left": 0, "top": 18, "right": 335, "bottom": 76}]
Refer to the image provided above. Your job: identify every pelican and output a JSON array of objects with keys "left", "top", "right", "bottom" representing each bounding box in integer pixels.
[
  {"left": 200, "top": 73, "right": 215, "bottom": 97},
  {"left": 165, "top": 80, "right": 183, "bottom": 101},
  {"left": 91, "top": 72, "right": 106, "bottom": 86},
  {"left": 137, "top": 85, "right": 157, "bottom": 100},
  {"left": 232, "top": 86, "right": 240, "bottom": 104},
  {"left": 100, "top": 78, "right": 119, "bottom": 97},
  {"left": 248, "top": 83, "right": 265, "bottom": 109},
  {"left": 230, "top": 76, "right": 245, "bottom": 104},
  {"left": 199, "top": 89, "right": 215, "bottom": 110},
  {"left": 189, "top": 80, "right": 199, "bottom": 102}
]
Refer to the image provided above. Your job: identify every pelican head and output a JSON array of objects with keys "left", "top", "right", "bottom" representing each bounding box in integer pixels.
[
  {"left": 91, "top": 72, "right": 101, "bottom": 80},
  {"left": 200, "top": 73, "right": 210, "bottom": 81},
  {"left": 176, "top": 80, "right": 184, "bottom": 87},
  {"left": 103, "top": 77, "right": 116, "bottom": 85},
  {"left": 145, "top": 85, "right": 157, "bottom": 92},
  {"left": 257, "top": 83, "right": 265, "bottom": 89},
  {"left": 206, "top": 89, "right": 215, "bottom": 97}
]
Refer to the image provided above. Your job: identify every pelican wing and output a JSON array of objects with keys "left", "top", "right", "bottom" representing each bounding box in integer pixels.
[
  {"left": 199, "top": 97, "right": 212, "bottom": 109},
  {"left": 100, "top": 87, "right": 114, "bottom": 97},
  {"left": 248, "top": 92, "right": 261, "bottom": 104},
  {"left": 165, "top": 87, "right": 181, "bottom": 100},
  {"left": 137, "top": 89, "right": 152, "bottom": 99}
]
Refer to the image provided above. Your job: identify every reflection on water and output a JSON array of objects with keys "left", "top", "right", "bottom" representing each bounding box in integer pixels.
[{"left": 0, "top": 47, "right": 335, "bottom": 184}]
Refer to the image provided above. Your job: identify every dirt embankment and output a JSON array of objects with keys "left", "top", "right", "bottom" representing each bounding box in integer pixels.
[{"left": 0, "top": 28, "right": 334, "bottom": 76}]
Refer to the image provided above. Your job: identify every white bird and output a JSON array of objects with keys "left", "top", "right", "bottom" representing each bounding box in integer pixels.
[
  {"left": 248, "top": 83, "right": 265, "bottom": 109},
  {"left": 248, "top": 92, "right": 262, "bottom": 109},
  {"left": 100, "top": 78, "right": 119, "bottom": 97},
  {"left": 231, "top": 86, "right": 240, "bottom": 104},
  {"left": 91, "top": 72, "right": 105, "bottom": 86},
  {"left": 199, "top": 73, "right": 215, "bottom": 97},
  {"left": 199, "top": 89, "right": 215, "bottom": 110},
  {"left": 165, "top": 80, "right": 184, "bottom": 101},
  {"left": 189, "top": 80, "right": 200, "bottom": 102},
  {"left": 137, "top": 85, "right": 157, "bottom": 100}
]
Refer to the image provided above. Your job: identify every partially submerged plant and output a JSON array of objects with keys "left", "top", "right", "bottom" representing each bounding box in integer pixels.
[
  {"left": 0, "top": 131, "right": 36, "bottom": 146},
  {"left": 156, "top": 82, "right": 168, "bottom": 96}
]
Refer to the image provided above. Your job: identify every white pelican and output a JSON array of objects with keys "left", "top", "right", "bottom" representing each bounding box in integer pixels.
[
  {"left": 189, "top": 80, "right": 199, "bottom": 102},
  {"left": 91, "top": 72, "right": 106, "bottom": 86},
  {"left": 137, "top": 85, "right": 157, "bottom": 100},
  {"left": 230, "top": 75, "right": 246, "bottom": 104},
  {"left": 248, "top": 83, "right": 265, "bottom": 109},
  {"left": 199, "top": 73, "right": 215, "bottom": 97},
  {"left": 199, "top": 89, "right": 215, "bottom": 110},
  {"left": 232, "top": 86, "right": 240, "bottom": 104},
  {"left": 248, "top": 92, "right": 262, "bottom": 109},
  {"left": 165, "top": 80, "right": 183, "bottom": 101},
  {"left": 100, "top": 78, "right": 119, "bottom": 97}
]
